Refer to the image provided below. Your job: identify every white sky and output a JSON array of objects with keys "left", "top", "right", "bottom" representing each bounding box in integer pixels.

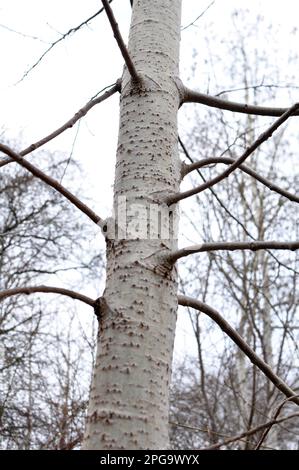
[
  {"left": 1, "top": 0, "right": 299, "bottom": 359},
  {"left": 1, "top": 1, "right": 298, "bottom": 213}
]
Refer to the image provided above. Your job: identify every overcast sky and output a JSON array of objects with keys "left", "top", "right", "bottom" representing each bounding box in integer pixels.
[
  {"left": 1, "top": 0, "right": 298, "bottom": 217},
  {"left": 1, "top": 0, "right": 299, "bottom": 357}
]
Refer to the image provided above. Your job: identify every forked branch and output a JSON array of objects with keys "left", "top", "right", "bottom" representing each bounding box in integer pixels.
[
  {"left": 255, "top": 395, "right": 299, "bottom": 450},
  {"left": 178, "top": 136, "right": 299, "bottom": 276},
  {"left": 167, "top": 102, "right": 299, "bottom": 204},
  {"left": 182, "top": 157, "right": 299, "bottom": 204}
]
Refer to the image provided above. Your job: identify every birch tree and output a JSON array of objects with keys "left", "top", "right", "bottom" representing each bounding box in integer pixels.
[{"left": 1, "top": 0, "right": 299, "bottom": 450}]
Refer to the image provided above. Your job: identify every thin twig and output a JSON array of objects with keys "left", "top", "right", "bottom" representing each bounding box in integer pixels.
[
  {"left": 202, "top": 412, "right": 299, "bottom": 450},
  {"left": 168, "top": 241, "right": 299, "bottom": 263},
  {"left": 216, "top": 83, "right": 299, "bottom": 97},
  {"left": 178, "top": 136, "right": 253, "bottom": 240},
  {"left": 255, "top": 394, "right": 299, "bottom": 450},
  {"left": 183, "top": 86, "right": 299, "bottom": 116},
  {"left": 101, "top": 0, "right": 139, "bottom": 83},
  {"left": 0, "top": 23, "right": 48, "bottom": 43},
  {"left": 178, "top": 136, "right": 299, "bottom": 277},
  {"left": 169, "top": 421, "right": 273, "bottom": 450},
  {"left": 0, "top": 143, "right": 103, "bottom": 226},
  {"left": 0, "top": 285, "right": 95, "bottom": 307},
  {"left": 59, "top": 120, "right": 81, "bottom": 183},
  {"left": 178, "top": 295, "right": 299, "bottom": 405},
  {"left": 181, "top": 1, "right": 215, "bottom": 31},
  {"left": 17, "top": 1, "right": 114, "bottom": 82},
  {"left": 168, "top": 103, "right": 299, "bottom": 204},
  {"left": 0, "top": 81, "right": 120, "bottom": 169},
  {"left": 183, "top": 157, "right": 299, "bottom": 204}
]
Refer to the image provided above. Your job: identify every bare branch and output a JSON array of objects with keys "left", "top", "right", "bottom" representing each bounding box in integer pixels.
[
  {"left": 167, "top": 103, "right": 299, "bottom": 204},
  {"left": 0, "top": 285, "right": 95, "bottom": 307},
  {"left": 181, "top": 1, "right": 215, "bottom": 31},
  {"left": 178, "top": 295, "right": 299, "bottom": 405},
  {"left": 255, "top": 395, "right": 299, "bottom": 450},
  {"left": 0, "top": 143, "right": 103, "bottom": 226},
  {"left": 0, "top": 23, "right": 48, "bottom": 43},
  {"left": 178, "top": 136, "right": 299, "bottom": 276},
  {"left": 216, "top": 83, "right": 299, "bottom": 97},
  {"left": 182, "top": 86, "right": 299, "bottom": 116},
  {"left": 203, "top": 412, "right": 299, "bottom": 450},
  {"left": 17, "top": 1, "right": 114, "bottom": 82},
  {"left": 178, "top": 136, "right": 252, "bottom": 238},
  {"left": 101, "top": 0, "right": 140, "bottom": 83},
  {"left": 0, "top": 81, "right": 120, "bottom": 169},
  {"left": 182, "top": 157, "right": 299, "bottom": 204},
  {"left": 168, "top": 241, "right": 299, "bottom": 263},
  {"left": 169, "top": 421, "right": 273, "bottom": 450}
]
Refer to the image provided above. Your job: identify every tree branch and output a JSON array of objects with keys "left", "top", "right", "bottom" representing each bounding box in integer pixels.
[
  {"left": 216, "top": 83, "right": 299, "bottom": 98},
  {"left": 0, "top": 82, "right": 120, "bottom": 169},
  {"left": 169, "top": 419, "right": 278, "bottom": 450},
  {"left": 167, "top": 103, "right": 299, "bottom": 204},
  {"left": 255, "top": 395, "right": 299, "bottom": 450},
  {"left": 101, "top": 0, "right": 140, "bottom": 83},
  {"left": 18, "top": 0, "right": 114, "bottom": 82},
  {"left": 181, "top": 1, "right": 215, "bottom": 31},
  {"left": 182, "top": 157, "right": 299, "bottom": 204},
  {"left": 203, "top": 412, "right": 299, "bottom": 450},
  {"left": 178, "top": 136, "right": 299, "bottom": 277},
  {"left": 0, "top": 285, "right": 95, "bottom": 307},
  {"left": 178, "top": 136, "right": 253, "bottom": 238},
  {"left": 178, "top": 295, "right": 299, "bottom": 405},
  {"left": 167, "top": 241, "right": 299, "bottom": 263},
  {"left": 0, "top": 143, "right": 103, "bottom": 226},
  {"left": 182, "top": 85, "right": 299, "bottom": 116}
]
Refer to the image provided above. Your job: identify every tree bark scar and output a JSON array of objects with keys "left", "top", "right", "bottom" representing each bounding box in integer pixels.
[
  {"left": 93, "top": 297, "right": 103, "bottom": 322},
  {"left": 94, "top": 296, "right": 116, "bottom": 331}
]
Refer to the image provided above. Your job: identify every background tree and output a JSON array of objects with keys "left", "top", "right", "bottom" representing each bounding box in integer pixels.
[
  {"left": 0, "top": 146, "right": 100, "bottom": 449},
  {"left": 0, "top": 0, "right": 299, "bottom": 450},
  {"left": 170, "top": 11, "right": 299, "bottom": 450}
]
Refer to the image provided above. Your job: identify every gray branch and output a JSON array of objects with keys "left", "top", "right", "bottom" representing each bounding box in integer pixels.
[
  {"left": 167, "top": 103, "right": 299, "bottom": 204},
  {"left": 182, "top": 157, "right": 299, "bottom": 204},
  {"left": 0, "top": 143, "right": 103, "bottom": 226},
  {"left": 182, "top": 85, "right": 299, "bottom": 116},
  {"left": 178, "top": 295, "right": 299, "bottom": 406}
]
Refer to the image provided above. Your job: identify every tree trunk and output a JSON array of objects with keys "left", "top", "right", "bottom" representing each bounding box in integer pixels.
[{"left": 83, "top": 0, "right": 182, "bottom": 450}]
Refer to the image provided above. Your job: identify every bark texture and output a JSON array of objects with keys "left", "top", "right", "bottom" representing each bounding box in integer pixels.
[{"left": 83, "top": 0, "right": 182, "bottom": 450}]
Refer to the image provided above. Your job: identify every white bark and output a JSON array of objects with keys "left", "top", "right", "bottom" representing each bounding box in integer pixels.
[{"left": 83, "top": 0, "right": 182, "bottom": 450}]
